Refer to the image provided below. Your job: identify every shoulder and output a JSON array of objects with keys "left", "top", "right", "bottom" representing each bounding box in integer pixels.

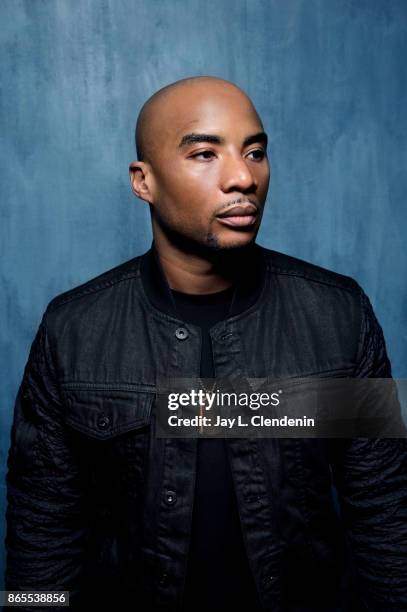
[
  {"left": 259, "top": 245, "right": 361, "bottom": 296},
  {"left": 44, "top": 254, "right": 143, "bottom": 317},
  {"left": 259, "top": 246, "right": 379, "bottom": 370}
]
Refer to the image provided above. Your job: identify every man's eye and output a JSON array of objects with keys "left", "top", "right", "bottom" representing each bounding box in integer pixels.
[
  {"left": 247, "top": 149, "right": 266, "bottom": 161},
  {"left": 190, "top": 150, "right": 216, "bottom": 160}
]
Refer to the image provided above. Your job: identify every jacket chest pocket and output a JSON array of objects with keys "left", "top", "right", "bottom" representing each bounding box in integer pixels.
[{"left": 61, "top": 385, "right": 155, "bottom": 501}]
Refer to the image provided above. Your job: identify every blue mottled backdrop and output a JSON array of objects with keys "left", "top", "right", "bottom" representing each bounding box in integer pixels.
[{"left": 1, "top": 0, "right": 406, "bottom": 588}]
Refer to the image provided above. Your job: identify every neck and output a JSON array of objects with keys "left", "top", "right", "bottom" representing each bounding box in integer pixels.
[{"left": 152, "top": 228, "right": 254, "bottom": 295}]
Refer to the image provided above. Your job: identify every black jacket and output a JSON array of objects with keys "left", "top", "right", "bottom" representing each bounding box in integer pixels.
[{"left": 5, "top": 243, "right": 407, "bottom": 611}]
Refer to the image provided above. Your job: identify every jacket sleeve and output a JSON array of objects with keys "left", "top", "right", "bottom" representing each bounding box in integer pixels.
[
  {"left": 5, "top": 314, "right": 88, "bottom": 609},
  {"left": 331, "top": 289, "right": 407, "bottom": 611}
]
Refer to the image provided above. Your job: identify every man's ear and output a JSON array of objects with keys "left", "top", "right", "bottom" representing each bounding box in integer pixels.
[{"left": 129, "top": 161, "right": 154, "bottom": 203}]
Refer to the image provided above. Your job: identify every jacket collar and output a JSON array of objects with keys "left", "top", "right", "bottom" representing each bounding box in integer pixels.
[{"left": 140, "top": 240, "right": 267, "bottom": 321}]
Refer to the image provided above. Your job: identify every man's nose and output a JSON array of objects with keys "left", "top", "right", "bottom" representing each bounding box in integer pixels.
[{"left": 220, "top": 155, "right": 257, "bottom": 193}]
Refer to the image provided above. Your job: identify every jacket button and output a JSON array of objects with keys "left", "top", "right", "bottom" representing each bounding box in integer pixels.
[
  {"left": 175, "top": 327, "right": 189, "bottom": 341},
  {"left": 97, "top": 415, "right": 110, "bottom": 430},
  {"left": 219, "top": 332, "right": 233, "bottom": 342},
  {"left": 164, "top": 490, "right": 177, "bottom": 506},
  {"left": 159, "top": 572, "right": 170, "bottom": 587},
  {"left": 263, "top": 574, "right": 278, "bottom": 585}
]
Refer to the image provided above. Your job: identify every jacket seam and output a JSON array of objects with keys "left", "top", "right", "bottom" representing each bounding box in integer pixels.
[
  {"left": 225, "top": 440, "right": 274, "bottom": 602},
  {"left": 355, "top": 288, "right": 367, "bottom": 369},
  {"left": 37, "top": 318, "right": 64, "bottom": 409},
  {"left": 60, "top": 382, "right": 156, "bottom": 392},
  {"left": 269, "top": 267, "right": 360, "bottom": 295},
  {"left": 45, "top": 266, "right": 141, "bottom": 314}
]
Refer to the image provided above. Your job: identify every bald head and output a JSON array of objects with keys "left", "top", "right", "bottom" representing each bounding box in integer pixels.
[{"left": 135, "top": 76, "right": 261, "bottom": 164}]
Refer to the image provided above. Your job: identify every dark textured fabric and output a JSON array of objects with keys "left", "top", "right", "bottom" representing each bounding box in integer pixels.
[
  {"left": 170, "top": 286, "right": 261, "bottom": 610},
  {"left": 5, "top": 242, "right": 407, "bottom": 611}
]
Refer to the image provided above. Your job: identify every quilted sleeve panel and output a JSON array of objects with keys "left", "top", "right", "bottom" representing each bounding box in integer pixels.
[
  {"left": 5, "top": 316, "right": 89, "bottom": 610},
  {"left": 332, "top": 288, "right": 407, "bottom": 611}
]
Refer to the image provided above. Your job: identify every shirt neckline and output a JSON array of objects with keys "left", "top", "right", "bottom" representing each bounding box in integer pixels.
[
  {"left": 138, "top": 240, "right": 269, "bottom": 323},
  {"left": 170, "top": 285, "right": 235, "bottom": 305}
]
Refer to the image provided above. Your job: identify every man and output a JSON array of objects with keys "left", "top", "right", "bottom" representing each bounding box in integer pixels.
[{"left": 5, "top": 76, "right": 406, "bottom": 611}]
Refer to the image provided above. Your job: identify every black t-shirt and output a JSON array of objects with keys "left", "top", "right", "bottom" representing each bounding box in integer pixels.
[{"left": 171, "top": 286, "right": 261, "bottom": 611}]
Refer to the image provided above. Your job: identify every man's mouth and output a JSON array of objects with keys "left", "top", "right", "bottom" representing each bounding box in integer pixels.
[{"left": 216, "top": 204, "right": 258, "bottom": 228}]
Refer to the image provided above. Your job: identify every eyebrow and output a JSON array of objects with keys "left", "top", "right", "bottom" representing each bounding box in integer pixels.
[{"left": 178, "top": 131, "right": 268, "bottom": 149}]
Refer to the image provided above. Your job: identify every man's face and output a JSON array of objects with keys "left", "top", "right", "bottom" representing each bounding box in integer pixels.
[{"left": 144, "top": 84, "right": 270, "bottom": 251}]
